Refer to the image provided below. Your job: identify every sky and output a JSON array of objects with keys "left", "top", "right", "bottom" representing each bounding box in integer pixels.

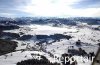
[{"left": 0, "top": 0, "right": 100, "bottom": 17}]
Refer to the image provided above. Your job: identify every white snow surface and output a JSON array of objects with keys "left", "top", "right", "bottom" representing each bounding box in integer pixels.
[{"left": 1, "top": 24, "right": 100, "bottom": 65}]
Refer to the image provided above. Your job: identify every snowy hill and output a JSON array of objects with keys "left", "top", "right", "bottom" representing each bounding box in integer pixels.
[
  {"left": 0, "top": 18, "right": 100, "bottom": 65},
  {"left": 0, "top": 17, "right": 100, "bottom": 25}
]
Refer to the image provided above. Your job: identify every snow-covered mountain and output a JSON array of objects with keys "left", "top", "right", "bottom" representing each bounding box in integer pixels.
[
  {"left": 0, "top": 17, "right": 100, "bottom": 65},
  {"left": 0, "top": 17, "right": 100, "bottom": 25}
]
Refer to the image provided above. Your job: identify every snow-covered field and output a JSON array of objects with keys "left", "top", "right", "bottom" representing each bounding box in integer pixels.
[{"left": 1, "top": 24, "right": 100, "bottom": 65}]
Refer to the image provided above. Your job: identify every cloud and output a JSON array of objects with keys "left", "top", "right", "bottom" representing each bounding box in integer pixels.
[
  {"left": 72, "top": 0, "right": 100, "bottom": 8},
  {"left": 0, "top": 0, "right": 30, "bottom": 8},
  {"left": 19, "top": 0, "right": 100, "bottom": 17},
  {"left": 0, "top": 0, "right": 32, "bottom": 17},
  {"left": 0, "top": 13, "right": 15, "bottom": 17},
  {"left": 0, "top": 0, "right": 100, "bottom": 17}
]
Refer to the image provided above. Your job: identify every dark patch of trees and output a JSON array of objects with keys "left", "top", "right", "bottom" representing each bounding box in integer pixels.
[
  {"left": 68, "top": 49, "right": 80, "bottom": 56},
  {"left": 76, "top": 40, "right": 81, "bottom": 46},
  {"left": 78, "top": 48, "right": 87, "bottom": 56},
  {"left": 88, "top": 52, "right": 95, "bottom": 61},
  {"left": 17, "top": 35, "right": 33, "bottom": 40},
  {"left": 68, "top": 48, "right": 87, "bottom": 56},
  {"left": 36, "top": 34, "right": 72, "bottom": 41},
  {"left": 0, "top": 25, "right": 19, "bottom": 31},
  {"left": 0, "top": 39, "right": 18, "bottom": 55},
  {"left": 0, "top": 32, "right": 20, "bottom": 40},
  {"left": 97, "top": 43, "right": 100, "bottom": 47},
  {"left": 36, "top": 34, "right": 72, "bottom": 45},
  {"left": 94, "top": 28, "right": 100, "bottom": 30},
  {"left": 16, "top": 55, "right": 60, "bottom": 65}
]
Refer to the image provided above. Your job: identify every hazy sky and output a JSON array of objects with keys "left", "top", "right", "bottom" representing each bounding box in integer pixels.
[{"left": 0, "top": 0, "right": 100, "bottom": 17}]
